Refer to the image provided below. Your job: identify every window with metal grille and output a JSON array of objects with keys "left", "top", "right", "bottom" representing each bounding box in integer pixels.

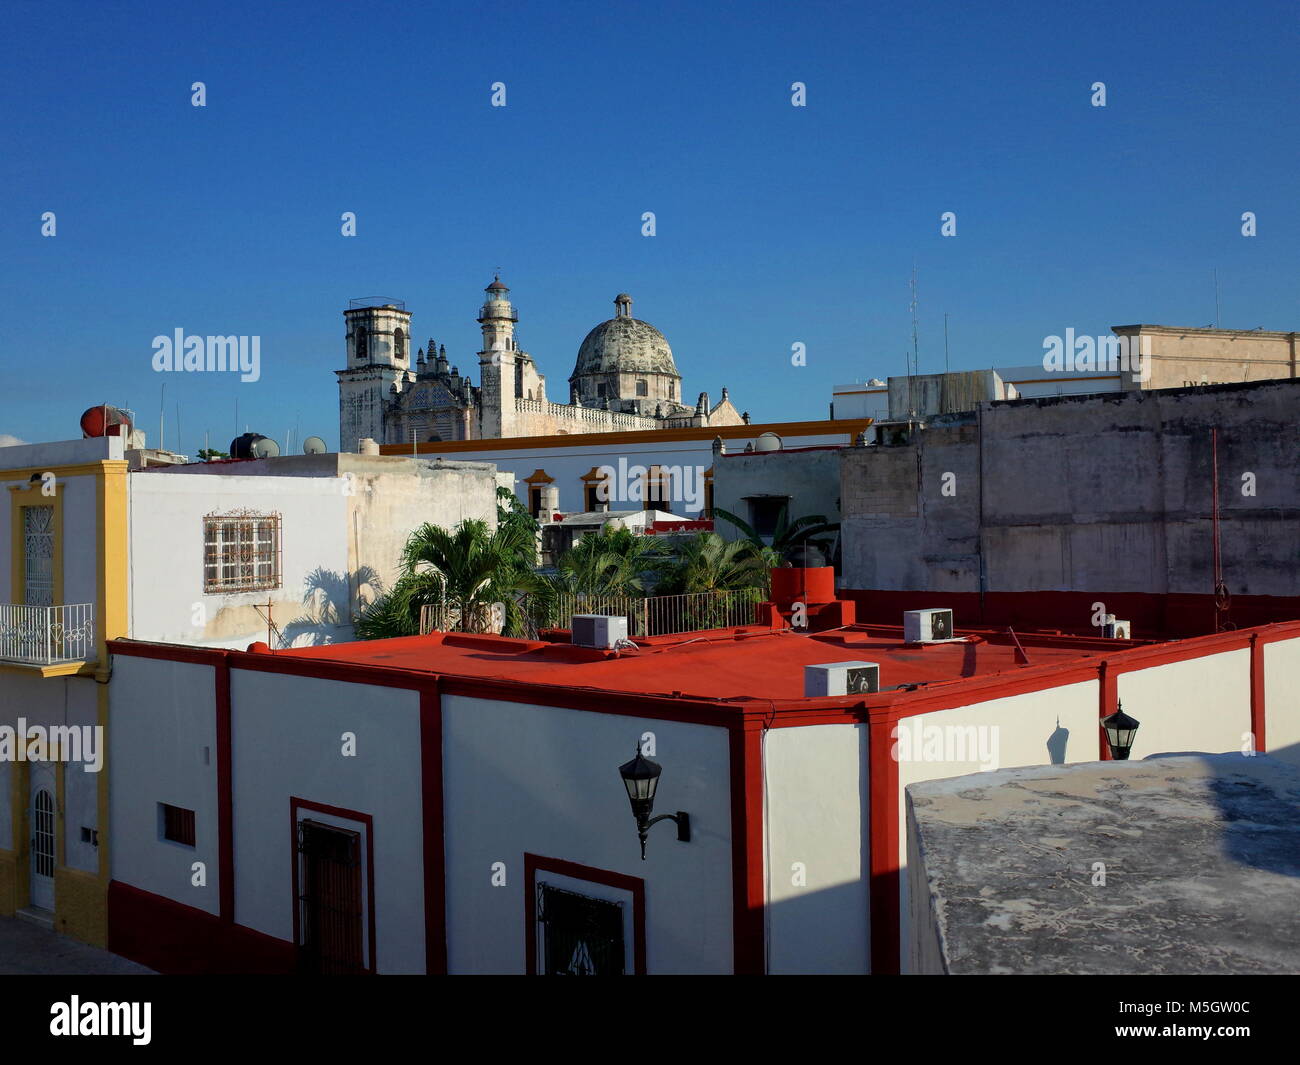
[
  {"left": 298, "top": 820, "right": 364, "bottom": 975},
  {"left": 537, "top": 883, "right": 625, "bottom": 975},
  {"left": 160, "top": 803, "right": 196, "bottom": 846},
  {"left": 202, "top": 511, "right": 282, "bottom": 593},
  {"left": 33, "top": 789, "right": 56, "bottom": 877},
  {"left": 23, "top": 505, "right": 55, "bottom": 607}
]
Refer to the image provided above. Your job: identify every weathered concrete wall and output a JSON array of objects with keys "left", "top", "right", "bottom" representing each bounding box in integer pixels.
[
  {"left": 841, "top": 379, "right": 1300, "bottom": 600},
  {"left": 712, "top": 447, "right": 845, "bottom": 538},
  {"left": 841, "top": 417, "right": 980, "bottom": 592}
]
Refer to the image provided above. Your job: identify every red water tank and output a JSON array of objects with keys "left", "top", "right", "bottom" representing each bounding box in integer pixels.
[
  {"left": 80, "top": 405, "right": 133, "bottom": 438},
  {"left": 769, "top": 566, "right": 836, "bottom": 608}
]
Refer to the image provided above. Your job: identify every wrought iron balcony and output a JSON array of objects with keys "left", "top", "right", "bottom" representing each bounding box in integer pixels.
[{"left": 0, "top": 603, "right": 95, "bottom": 666}]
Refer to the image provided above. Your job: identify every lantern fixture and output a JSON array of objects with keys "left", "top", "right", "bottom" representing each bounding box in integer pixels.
[
  {"left": 618, "top": 746, "right": 691, "bottom": 860},
  {"left": 1101, "top": 701, "right": 1141, "bottom": 760}
]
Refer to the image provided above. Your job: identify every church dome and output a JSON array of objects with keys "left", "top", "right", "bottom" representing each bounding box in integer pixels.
[{"left": 570, "top": 294, "right": 680, "bottom": 381}]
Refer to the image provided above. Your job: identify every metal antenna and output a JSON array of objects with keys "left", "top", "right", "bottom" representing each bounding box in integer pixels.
[
  {"left": 944, "top": 312, "right": 950, "bottom": 376},
  {"left": 909, "top": 264, "right": 920, "bottom": 417},
  {"left": 1214, "top": 268, "right": 1221, "bottom": 328}
]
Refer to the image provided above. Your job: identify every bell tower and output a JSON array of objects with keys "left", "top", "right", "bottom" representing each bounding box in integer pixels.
[
  {"left": 336, "top": 299, "right": 414, "bottom": 452},
  {"left": 476, "top": 277, "right": 519, "bottom": 439}
]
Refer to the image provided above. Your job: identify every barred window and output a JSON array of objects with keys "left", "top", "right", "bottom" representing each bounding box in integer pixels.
[{"left": 203, "top": 511, "right": 282, "bottom": 593}]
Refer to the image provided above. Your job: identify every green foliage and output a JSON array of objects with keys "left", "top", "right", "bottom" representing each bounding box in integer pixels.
[
  {"left": 712, "top": 503, "right": 838, "bottom": 560},
  {"left": 554, "top": 525, "right": 666, "bottom": 595},
  {"left": 657, "top": 532, "right": 769, "bottom": 595},
  {"left": 356, "top": 503, "right": 539, "bottom": 639}
]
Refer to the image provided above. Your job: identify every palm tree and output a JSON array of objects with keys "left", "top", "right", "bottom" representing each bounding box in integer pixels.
[
  {"left": 555, "top": 525, "right": 666, "bottom": 596},
  {"left": 712, "top": 504, "right": 840, "bottom": 597},
  {"left": 354, "top": 569, "right": 446, "bottom": 640},
  {"left": 659, "top": 533, "right": 767, "bottom": 595},
  {"left": 529, "top": 525, "right": 666, "bottom": 631},
  {"left": 713, "top": 504, "right": 838, "bottom": 562},
  {"left": 399, "top": 518, "right": 536, "bottom": 635}
]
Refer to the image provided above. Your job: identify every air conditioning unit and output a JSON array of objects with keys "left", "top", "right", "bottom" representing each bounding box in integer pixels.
[
  {"left": 1104, "top": 619, "right": 1132, "bottom": 639},
  {"left": 571, "top": 614, "right": 628, "bottom": 649},
  {"left": 804, "top": 661, "right": 881, "bottom": 697},
  {"left": 904, "top": 608, "right": 954, "bottom": 643}
]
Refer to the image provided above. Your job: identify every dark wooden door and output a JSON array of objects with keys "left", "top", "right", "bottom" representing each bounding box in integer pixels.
[{"left": 298, "top": 820, "right": 364, "bottom": 974}]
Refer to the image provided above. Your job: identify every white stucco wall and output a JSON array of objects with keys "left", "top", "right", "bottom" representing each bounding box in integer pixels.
[
  {"left": 437, "top": 429, "right": 851, "bottom": 519},
  {"left": 440, "top": 695, "right": 734, "bottom": 974},
  {"left": 61, "top": 677, "right": 101, "bottom": 874},
  {"left": 1117, "top": 650, "right": 1252, "bottom": 760},
  {"left": 128, "top": 474, "right": 352, "bottom": 648},
  {"left": 228, "top": 670, "right": 424, "bottom": 973},
  {"left": 108, "top": 656, "right": 219, "bottom": 914},
  {"left": 1264, "top": 636, "right": 1300, "bottom": 767},
  {"left": 764, "top": 723, "right": 869, "bottom": 973}
]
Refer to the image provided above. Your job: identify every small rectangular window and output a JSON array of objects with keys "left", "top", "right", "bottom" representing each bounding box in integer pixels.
[{"left": 160, "top": 803, "right": 196, "bottom": 847}]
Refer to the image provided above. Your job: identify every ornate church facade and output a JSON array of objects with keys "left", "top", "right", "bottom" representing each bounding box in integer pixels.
[{"left": 337, "top": 279, "right": 746, "bottom": 451}]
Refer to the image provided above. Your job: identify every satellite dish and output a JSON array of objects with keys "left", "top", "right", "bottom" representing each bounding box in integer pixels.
[
  {"left": 303, "top": 436, "right": 327, "bottom": 455},
  {"left": 250, "top": 437, "right": 280, "bottom": 459}
]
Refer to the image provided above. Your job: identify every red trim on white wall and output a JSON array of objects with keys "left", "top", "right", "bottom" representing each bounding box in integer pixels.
[
  {"left": 420, "top": 687, "right": 447, "bottom": 974},
  {"left": 868, "top": 715, "right": 900, "bottom": 975},
  {"left": 108, "top": 618, "right": 1300, "bottom": 977},
  {"left": 729, "top": 723, "right": 766, "bottom": 974},
  {"left": 1250, "top": 633, "right": 1267, "bottom": 753}
]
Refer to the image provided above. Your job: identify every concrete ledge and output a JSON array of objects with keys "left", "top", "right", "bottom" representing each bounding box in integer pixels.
[{"left": 907, "top": 753, "right": 1300, "bottom": 974}]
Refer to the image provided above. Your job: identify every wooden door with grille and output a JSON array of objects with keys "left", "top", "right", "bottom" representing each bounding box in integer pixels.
[{"left": 297, "top": 820, "right": 364, "bottom": 974}]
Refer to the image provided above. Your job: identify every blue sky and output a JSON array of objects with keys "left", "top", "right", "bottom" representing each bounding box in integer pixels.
[{"left": 2, "top": 0, "right": 1296, "bottom": 452}]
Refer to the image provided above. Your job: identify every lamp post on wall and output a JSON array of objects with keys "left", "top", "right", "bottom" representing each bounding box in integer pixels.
[
  {"left": 618, "top": 747, "right": 691, "bottom": 860},
  {"left": 1101, "top": 701, "right": 1141, "bottom": 760}
]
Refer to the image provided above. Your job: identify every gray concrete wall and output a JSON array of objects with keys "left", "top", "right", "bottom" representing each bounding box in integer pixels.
[
  {"left": 841, "top": 379, "right": 1300, "bottom": 597},
  {"left": 712, "top": 447, "right": 844, "bottom": 538}
]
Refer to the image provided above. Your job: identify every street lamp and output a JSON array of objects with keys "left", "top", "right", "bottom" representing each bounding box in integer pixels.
[
  {"left": 1101, "top": 701, "right": 1141, "bottom": 760},
  {"left": 618, "top": 747, "right": 691, "bottom": 860}
]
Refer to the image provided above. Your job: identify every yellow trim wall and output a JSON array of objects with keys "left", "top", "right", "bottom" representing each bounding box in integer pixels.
[{"left": 0, "top": 457, "right": 126, "bottom": 945}]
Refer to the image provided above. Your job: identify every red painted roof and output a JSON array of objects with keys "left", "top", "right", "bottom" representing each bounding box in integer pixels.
[{"left": 278, "top": 624, "right": 1116, "bottom": 702}]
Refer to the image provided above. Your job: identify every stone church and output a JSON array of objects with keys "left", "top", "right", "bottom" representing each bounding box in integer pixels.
[{"left": 337, "top": 279, "right": 747, "bottom": 451}]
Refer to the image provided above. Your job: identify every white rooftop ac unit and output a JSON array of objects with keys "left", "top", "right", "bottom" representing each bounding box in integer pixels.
[
  {"left": 1104, "top": 619, "right": 1132, "bottom": 639},
  {"left": 904, "top": 608, "right": 955, "bottom": 643},
  {"left": 571, "top": 614, "right": 628, "bottom": 650},
  {"left": 804, "top": 661, "right": 881, "bottom": 697}
]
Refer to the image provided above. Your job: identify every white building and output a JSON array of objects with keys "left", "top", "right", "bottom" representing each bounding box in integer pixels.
[
  {"left": 383, "top": 417, "right": 872, "bottom": 522},
  {"left": 130, "top": 452, "right": 500, "bottom": 648},
  {"left": 103, "top": 598, "right": 1300, "bottom": 974},
  {"left": 0, "top": 434, "right": 497, "bottom": 949}
]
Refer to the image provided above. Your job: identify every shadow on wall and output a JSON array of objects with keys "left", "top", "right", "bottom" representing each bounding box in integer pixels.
[
  {"left": 280, "top": 565, "right": 382, "bottom": 647},
  {"left": 1046, "top": 720, "right": 1070, "bottom": 765}
]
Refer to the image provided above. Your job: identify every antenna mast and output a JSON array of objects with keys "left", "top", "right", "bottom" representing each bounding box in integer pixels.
[{"left": 909, "top": 264, "right": 920, "bottom": 417}]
